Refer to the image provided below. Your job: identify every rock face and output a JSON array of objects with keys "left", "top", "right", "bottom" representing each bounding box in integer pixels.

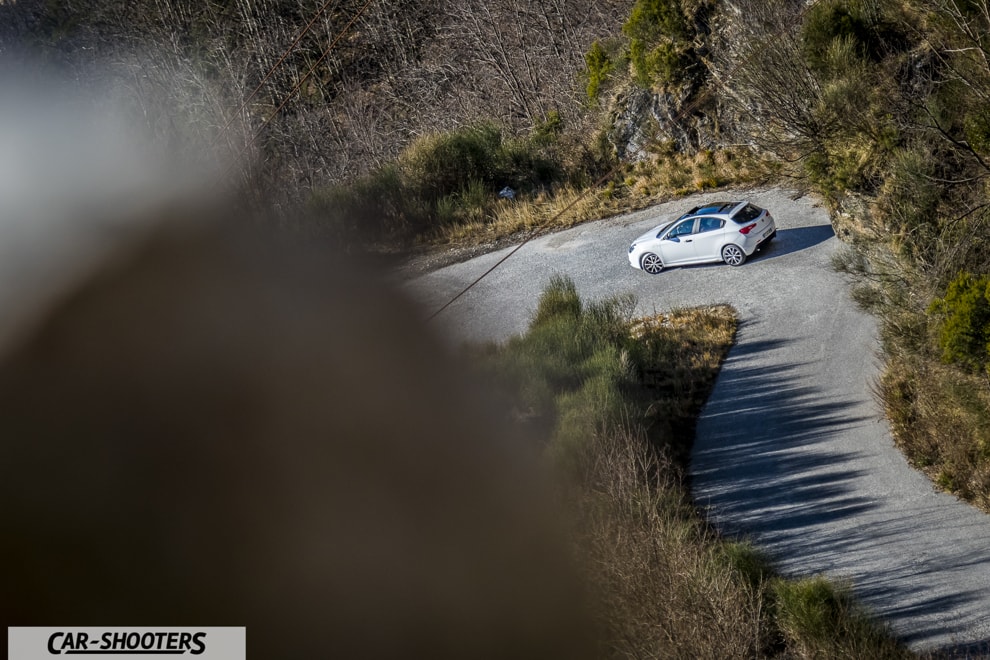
[
  {"left": 830, "top": 191, "right": 879, "bottom": 242},
  {"left": 601, "top": 0, "right": 875, "bottom": 245},
  {"left": 607, "top": 82, "right": 722, "bottom": 161},
  {"left": 602, "top": 3, "right": 750, "bottom": 163}
]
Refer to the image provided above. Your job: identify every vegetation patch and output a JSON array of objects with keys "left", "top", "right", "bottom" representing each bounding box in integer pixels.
[
  {"left": 728, "top": 0, "right": 990, "bottom": 511},
  {"left": 470, "top": 277, "right": 911, "bottom": 657}
]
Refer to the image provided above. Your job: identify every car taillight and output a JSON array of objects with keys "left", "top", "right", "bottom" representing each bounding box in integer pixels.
[{"left": 739, "top": 223, "right": 757, "bottom": 235}]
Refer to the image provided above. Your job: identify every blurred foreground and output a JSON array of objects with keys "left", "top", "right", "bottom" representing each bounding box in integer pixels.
[{"left": 0, "top": 75, "right": 591, "bottom": 658}]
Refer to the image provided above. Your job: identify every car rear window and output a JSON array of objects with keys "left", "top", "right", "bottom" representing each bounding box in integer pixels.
[{"left": 732, "top": 203, "right": 764, "bottom": 223}]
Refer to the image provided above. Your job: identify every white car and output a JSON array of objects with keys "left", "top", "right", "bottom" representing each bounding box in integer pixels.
[{"left": 628, "top": 201, "right": 777, "bottom": 274}]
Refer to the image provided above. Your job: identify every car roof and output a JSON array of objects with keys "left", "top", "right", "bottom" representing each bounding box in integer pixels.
[{"left": 678, "top": 201, "right": 744, "bottom": 219}]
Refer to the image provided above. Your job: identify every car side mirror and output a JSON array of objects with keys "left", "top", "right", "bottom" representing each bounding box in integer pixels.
[{"left": 666, "top": 236, "right": 680, "bottom": 243}]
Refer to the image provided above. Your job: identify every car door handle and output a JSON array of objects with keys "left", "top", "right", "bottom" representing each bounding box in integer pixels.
[{"left": 685, "top": 239, "right": 693, "bottom": 242}]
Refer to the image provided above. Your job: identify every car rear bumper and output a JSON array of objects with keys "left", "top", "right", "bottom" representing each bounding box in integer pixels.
[{"left": 745, "top": 226, "right": 776, "bottom": 255}]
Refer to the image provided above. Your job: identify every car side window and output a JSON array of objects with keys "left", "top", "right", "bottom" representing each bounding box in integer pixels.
[
  {"left": 698, "top": 217, "right": 724, "bottom": 233},
  {"left": 666, "top": 220, "right": 695, "bottom": 239}
]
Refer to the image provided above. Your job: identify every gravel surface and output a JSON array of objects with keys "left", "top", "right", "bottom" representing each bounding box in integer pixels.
[{"left": 407, "top": 186, "right": 990, "bottom": 655}]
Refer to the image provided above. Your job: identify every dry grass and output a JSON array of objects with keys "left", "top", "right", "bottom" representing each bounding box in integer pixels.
[
  {"left": 629, "top": 147, "right": 777, "bottom": 199},
  {"left": 573, "top": 427, "right": 772, "bottom": 659},
  {"left": 430, "top": 146, "right": 779, "bottom": 250},
  {"left": 880, "top": 355, "right": 990, "bottom": 511},
  {"left": 561, "top": 305, "right": 769, "bottom": 658},
  {"left": 630, "top": 306, "right": 738, "bottom": 472},
  {"left": 437, "top": 184, "right": 605, "bottom": 243}
]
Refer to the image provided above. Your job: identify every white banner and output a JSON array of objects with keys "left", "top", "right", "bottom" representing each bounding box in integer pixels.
[{"left": 8, "top": 628, "right": 245, "bottom": 660}]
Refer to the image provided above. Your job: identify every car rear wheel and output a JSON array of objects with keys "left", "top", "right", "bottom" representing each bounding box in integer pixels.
[
  {"left": 722, "top": 244, "right": 746, "bottom": 267},
  {"left": 640, "top": 252, "right": 664, "bottom": 274}
]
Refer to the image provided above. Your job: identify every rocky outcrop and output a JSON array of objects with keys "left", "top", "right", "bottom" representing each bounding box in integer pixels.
[{"left": 606, "top": 82, "right": 722, "bottom": 161}]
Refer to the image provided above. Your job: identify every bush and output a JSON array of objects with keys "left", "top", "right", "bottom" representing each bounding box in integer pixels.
[
  {"left": 876, "top": 143, "right": 942, "bottom": 260},
  {"left": 802, "top": 0, "right": 873, "bottom": 74},
  {"left": 720, "top": 541, "right": 775, "bottom": 590},
  {"left": 771, "top": 576, "right": 904, "bottom": 658},
  {"left": 623, "top": 0, "right": 695, "bottom": 88},
  {"left": 308, "top": 164, "right": 410, "bottom": 240},
  {"left": 400, "top": 123, "right": 504, "bottom": 204},
  {"left": 585, "top": 40, "right": 613, "bottom": 101},
  {"left": 929, "top": 271, "right": 990, "bottom": 372},
  {"left": 530, "top": 274, "right": 583, "bottom": 328},
  {"left": 774, "top": 577, "right": 846, "bottom": 648},
  {"left": 624, "top": 0, "right": 688, "bottom": 44},
  {"left": 488, "top": 278, "right": 634, "bottom": 437},
  {"left": 964, "top": 108, "right": 990, "bottom": 156},
  {"left": 801, "top": 0, "right": 906, "bottom": 75},
  {"left": 309, "top": 120, "right": 575, "bottom": 242},
  {"left": 803, "top": 138, "right": 875, "bottom": 195}
]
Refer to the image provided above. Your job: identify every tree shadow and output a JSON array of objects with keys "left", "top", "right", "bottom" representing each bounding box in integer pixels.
[
  {"left": 690, "top": 337, "right": 876, "bottom": 548},
  {"left": 690, "top": 323, "right": 990, "bottom": 654}
]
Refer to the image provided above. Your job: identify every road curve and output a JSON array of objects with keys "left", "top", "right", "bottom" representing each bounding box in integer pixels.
[{"left": 406, "top": 187, "right": 990, "bottom": 654}]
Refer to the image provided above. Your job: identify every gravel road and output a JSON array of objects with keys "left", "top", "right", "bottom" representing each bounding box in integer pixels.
[{"left": 407, "top": 187, "right": 990, "bottom": 655}]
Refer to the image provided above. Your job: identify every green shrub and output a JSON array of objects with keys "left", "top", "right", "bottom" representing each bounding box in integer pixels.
[
  {"left": 964, "top": 108, "right": 990, "bottom": 156},
  {"left": 624, "top": 0, "right": 688, "bottom": 44},
  {"left": 801, "top": 0, "right": 910, "bottom": 74},
  {"left": 774, "top": 577, "right": 848, "bottom": 645},
  {"left": 929, "top": 271, "right": 990, "bottom": 372},
  {"left": 803, "top": 140, "right": 873, "bottom": 195},
  {"left": 530, "top": 274, "right": 583, "bottom": 328},
  {"left": 456, "top": 178, "right": 492, "bottom": 224},
  {"left": 307, "top": 163, "right": 409, "bottom": 239},
  {"left": 585, "top": 40, "right": 613, "bottom": 101},
  {"left": 802, "top": 0, "right": 873, "bottom": 74},
  {"left": 623, "top": 0, "right": 695, "bottom": 88},
  {"left": 772, "top": 576, "right": 906, "bottom": 658},
  {"left": 643, "top": 41, "right": 691, "bottom": 87},
  {"left": 400, "top": 123, "right": 504, "bottom": 204},
  {"left": 532, "top": 110, "right": 564, "bottom": 145},
  {"left": 720, "top": 541, "right": 774, "bottom": 590},
  {"left": 474, "top": 276, "right": 642, "bottom": 465},
  {"left": 309, "top": 119, "right": 577, "bottom": 242}
]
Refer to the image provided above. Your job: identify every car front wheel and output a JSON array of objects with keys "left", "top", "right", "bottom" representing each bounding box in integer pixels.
[
  {"left": 721, "top": 244, "right": 746, "bottom": 267},
  {"left": 640, "top": 252, "right": 664, "bottom": 274}
]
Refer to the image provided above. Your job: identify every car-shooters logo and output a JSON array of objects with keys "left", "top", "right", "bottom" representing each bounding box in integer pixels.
[
  {"left": 8, "top": 628, "right": 245, "bottom": 660},
  {"left": 48, "top": 631, "right": 206, "bottom": 655}
]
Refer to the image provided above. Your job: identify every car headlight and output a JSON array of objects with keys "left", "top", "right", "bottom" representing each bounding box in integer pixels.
[{"left": 629, "top": 244, "right": 636, "bottom": 253}]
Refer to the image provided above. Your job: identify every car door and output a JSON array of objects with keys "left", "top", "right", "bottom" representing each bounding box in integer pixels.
[
  {"left": 690, "top": 216, "right": 726, "bottom": 261},
  {"left": 658, "top": 218, "right": 698, "bottom": 264}
]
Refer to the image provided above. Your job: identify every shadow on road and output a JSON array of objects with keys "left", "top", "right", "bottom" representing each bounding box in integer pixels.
[
  {"left": 749, "top": 224, "right": 836, "bottom": 263},
  {"left": 691, "top": 335, "right": 876, "bottom": 550},
  {"left": 691, "top": 324, "right": 990, "bottom": 652}
]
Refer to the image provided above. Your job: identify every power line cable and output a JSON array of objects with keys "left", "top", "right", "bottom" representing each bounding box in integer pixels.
[
  {"left": 218, "top": 0, "right": 376, "bottom": 187},
  {"left": 249, "top": 0, "right": 376, "bottom": 149},
  {"left": 212, "top": 0, "right": 340, "bottom": 152},
  {"left": 426, "top": 167, "right": 619, "bottom": 322}
]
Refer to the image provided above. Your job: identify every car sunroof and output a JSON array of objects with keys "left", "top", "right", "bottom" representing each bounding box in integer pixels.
[{"left": 690, "top": 202, "right": 735, "bottom": 216}]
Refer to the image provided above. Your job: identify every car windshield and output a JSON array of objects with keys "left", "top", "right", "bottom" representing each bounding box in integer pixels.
[{"left": 654, "top": 221, "right": 675, "bottom": 237}]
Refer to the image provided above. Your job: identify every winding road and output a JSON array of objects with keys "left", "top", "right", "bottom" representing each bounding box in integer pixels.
[{"left": 408, "top": 187, "right": 990, "bottom": 655}]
